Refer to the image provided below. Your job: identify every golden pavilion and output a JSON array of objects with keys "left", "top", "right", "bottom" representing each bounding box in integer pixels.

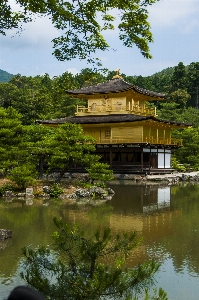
[{"left": 38, "top": 74, "right": 191, "bottom": 174}]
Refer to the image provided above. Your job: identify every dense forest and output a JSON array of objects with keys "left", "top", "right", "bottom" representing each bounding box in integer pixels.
[
  {"left": 1, "top": 62, "right": 199, "bottom": 125},
  {"left": 1, "top": 61, "right": 199, "bottom": 179}
]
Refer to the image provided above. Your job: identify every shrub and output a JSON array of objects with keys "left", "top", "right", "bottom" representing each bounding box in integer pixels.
[
  {"left": 8, "top": 164, "right": 37, "bottom": 189},
  {"left": 49, "top": 183, "right": 63, "bottom": 198},
  {"left": 0, "top": 183, "right": 16, "bottom": 196}
]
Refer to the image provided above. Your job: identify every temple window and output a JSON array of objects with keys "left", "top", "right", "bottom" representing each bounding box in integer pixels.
[
  {"left": 105, "top": 130, "right": 111, "bottom": 138},
  {"left": 116, "top": 102, "right": 122, "bottom": 110},
  {"left": 91, "top": 103, "right": 96, "bottom": 111}
]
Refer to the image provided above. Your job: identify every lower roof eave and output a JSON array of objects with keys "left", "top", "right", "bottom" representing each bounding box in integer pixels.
[{"left": 96, "top": 143, "right": 182, "bottom": 148}]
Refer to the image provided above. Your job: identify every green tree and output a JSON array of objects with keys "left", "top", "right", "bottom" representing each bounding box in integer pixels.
[
  {"left": 21, "top": 218, "right": 166, "bottom": 300},
  {"left": 171, "top": 62, "right": 187, "bottom": 92},
  {"left": 187, "top": 62, "right": 199, "bottom": 108},
  {"left": 173, "top": 127, "right": 199, "bottom": 169},
  {"left": 168, "top": 89, "right": 191, "bottom": 110},
  {"left": 178, "top": 107, "right": 199, "bottom": 127},
  {"left": 8, "top": 163, "right": 37, "bottom": 189},
  {"left": 5, "top": 72, "right": 82, "bottom": 123},
  {"left": 0, "top": 107, "right": 39, "bottom": 187},
  {"left": 48, "top": 123, "right": 113, "bottom": 182},
  {"left": 76, "top": 68, "right": 106, "bottom": 88},
  {"left": 0, "top": 82, "right": 20, "bottom": 107},
  {"left": 50, "top": 72, "right": 81, "bottom": 119},
  {"left": 1, "top": 0, "right": 159, "bottom": 66},
  {"left": 9, "top": 75, "right": 54, "bottom": 124},
  {"left": 157, "top": 101, "right": 181, "bottom": 121},
  {"left": 2, "top": 121, "right": 113, "bottom": 184},
  {"left": 23, "top": 124, "right": 55, "bottom": 179},
  {"left": 0, "top": 107, "right": 25, "bottom": 175}
]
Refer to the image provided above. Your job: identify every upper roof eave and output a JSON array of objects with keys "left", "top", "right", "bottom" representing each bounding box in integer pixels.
[{"left": 66, "top": 78, "right": 165, "bottom": 99}]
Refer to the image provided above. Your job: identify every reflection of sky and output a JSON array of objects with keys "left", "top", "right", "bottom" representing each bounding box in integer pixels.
[
  {"left": 0, "top": 264, "right": 25, "bottom": 300},
  {"left": 158, "top": 188, "right": 170, "bottom": 204},
  {"left": 154, "top": 258, "right": 199, "bottom": 300},
  {"left": 143, "top": 187, "right": 171, "bottom": 213}
]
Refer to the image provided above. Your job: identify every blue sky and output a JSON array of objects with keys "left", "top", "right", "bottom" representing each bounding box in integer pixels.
[{"left": 0, "top": 0, "right": 199, "bottom": 77}]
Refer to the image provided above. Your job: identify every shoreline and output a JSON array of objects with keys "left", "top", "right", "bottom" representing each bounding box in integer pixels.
[{"left": 111, "top": 171, "right": 199, "bottom": 182}]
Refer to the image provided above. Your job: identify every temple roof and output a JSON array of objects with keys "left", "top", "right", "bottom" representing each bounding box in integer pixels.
[
  {"left": 66, "top": 78, "right": 165, "bottom": 99},
  {"left": 37, "top": 114, "right": 191, "bottom": 127}
]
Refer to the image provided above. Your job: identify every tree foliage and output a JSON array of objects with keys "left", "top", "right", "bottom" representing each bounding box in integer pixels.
[
  {"left": 46, "top": 123, "right": 113, "bottom": 182},
  {"left": 1, "top": 0, "right": 159, "bottom": 65},
  {"left": 21, "top": 218, "right": 163, "bottom": 300},
  {"left": 0, "top": 107, "right": 24, "bottom": 174},
  {"left": 173, "top": 128, "right": 199, "bottom": 170},
  {"left": 0, "top": 108, "right": 113, "bottom": 186}
]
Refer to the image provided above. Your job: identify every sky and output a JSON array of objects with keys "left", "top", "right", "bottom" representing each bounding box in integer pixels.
[{"left": 0, "top": 0, "right": 199, "bottom": 78}]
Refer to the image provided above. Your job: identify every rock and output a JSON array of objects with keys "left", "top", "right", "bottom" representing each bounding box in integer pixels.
[
  {"left": 101, "top": 195, "right": 113, "bottom": 200},
  {"left": 135, "top": 175, "right": 143, "bottom": 182},
  {"left": 35, "top": 193, "right": 50, "bottom": 199},
  {"left": 88, "top": 186, "right": 107, "bottom": 195},
  {"left": 47, "top": 172, "right": 60, "bottom": 179},
  {"left": 43, "top": 186, "right": 51, "bottom": 194},
  {"left": 0, "top": 229, "right": 12, "bottom": 240},
  {"left": 5, "top": 191, "right": 14, "bottom": 197},
  {"left": 123, "top": 174, "right": 137, "bottom": 180},
  {"left": 26, "top": 188, "right": 33, "bottom": 197},
  {"left": 107, "top": 188, "right": 115, "bottom": 194},
  {"left": 16, "top": 193, "right": 26, "bottom": 198},
  {"left": 75, "top": 189, "right": 91, "bottom": 198},
  {"left": 63, "top": 172, "right": 73, "bottom": 178},
  {"left": 113, "top": 174, "right": 122, "bottom": 180},
  {"left": 67, "top": 193, "right": 77, "bottom": 199}
]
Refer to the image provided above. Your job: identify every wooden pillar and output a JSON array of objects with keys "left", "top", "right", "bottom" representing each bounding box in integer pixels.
[
  {"left": 109, "top": 146, "right": 112, "bottom": 168},
  {"left": 141, "top": 151, "right": 143, "bottom": 171}
]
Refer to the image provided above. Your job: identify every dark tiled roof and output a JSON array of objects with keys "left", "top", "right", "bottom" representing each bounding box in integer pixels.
[
  {"left": 37, "top": 114, "right": 191, "bottom": 127},
  {"left": 66, "top": 78, "right": 165, "bottom": 98}
]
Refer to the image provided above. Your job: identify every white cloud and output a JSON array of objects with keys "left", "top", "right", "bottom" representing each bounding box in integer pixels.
[
  {"left": 0, "top": 17, "right": 58, "bottom": 49},
  {"left": 66, "top": 68, "right": 79, "bottom": 75},
  {"left": 148, "top": 0, "right": 199, "bottom": 29}
]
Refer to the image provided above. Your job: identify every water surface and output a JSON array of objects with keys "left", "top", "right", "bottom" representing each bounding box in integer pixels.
[{"left": 1, "top": 182, "right": 199, "bottom": 299}]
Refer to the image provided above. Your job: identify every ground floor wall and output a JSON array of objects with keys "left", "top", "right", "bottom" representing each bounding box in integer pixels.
[{"left": 96, "top": 144, "right": 173, "bottom": 173}]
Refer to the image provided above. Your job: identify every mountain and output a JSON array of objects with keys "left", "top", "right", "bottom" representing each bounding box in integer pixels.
[{"left": 0, "top": 69, "right": 14, "bottom": 82}]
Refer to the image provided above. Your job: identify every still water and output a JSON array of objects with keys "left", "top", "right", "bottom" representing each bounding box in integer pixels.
[{"left": 1, "top": 181, "right": 199, "bottom": 299}]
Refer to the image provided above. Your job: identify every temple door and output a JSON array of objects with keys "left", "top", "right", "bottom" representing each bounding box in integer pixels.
[{"left": 150, "top": 153, "right": 158, "bottom": 168}]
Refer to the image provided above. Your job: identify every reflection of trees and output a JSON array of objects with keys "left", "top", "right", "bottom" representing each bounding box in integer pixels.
[
  {"left": 108, "top": 183, "right": 159, "bottom": 214},
  {"left": 0, "top": 201, "right": 61, "bottom": 278},
  {"left": 144, "top": 184, "right": 199, "bottom": 275},
  {"left": 0, "top": 200, "right": 113, "bottom": 279}
]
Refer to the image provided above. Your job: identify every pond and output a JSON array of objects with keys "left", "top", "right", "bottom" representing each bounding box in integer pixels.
[{"left": 1, "top": 181, "right": 199, "bottom": 299}]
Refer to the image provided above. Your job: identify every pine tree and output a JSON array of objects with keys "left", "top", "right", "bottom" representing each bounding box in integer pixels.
[{"left": 21, "top": 218, "right": 167, "bottom": 300}]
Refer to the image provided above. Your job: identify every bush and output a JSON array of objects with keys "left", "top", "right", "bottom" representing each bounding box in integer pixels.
[
  {"left": 49, "top": 183, "right": 63, "bottom": 198},
  {"left": 8, "top": 164, "right": 37, "bottom": 189},
  {"left": 171, "top": 157, "right": 186, "bottom": 172},
  {"left": 0, "top": 183, "right": 16, "bottom": 196}
]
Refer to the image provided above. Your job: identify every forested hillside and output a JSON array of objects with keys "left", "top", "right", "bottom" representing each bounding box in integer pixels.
[
  {"left": 0, "top": 69, "right": 14, "bottom": 82},
  {"left": 1, "top": 62, "right": 199, "bottom": 170},
  {"left": 0, "top": 62, "right": 199, "bottom": 124}
]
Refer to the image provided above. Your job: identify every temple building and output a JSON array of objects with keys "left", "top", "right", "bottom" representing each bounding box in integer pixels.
[{"left": 38, "top": 74, "right": 191, "bottom": 174}]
